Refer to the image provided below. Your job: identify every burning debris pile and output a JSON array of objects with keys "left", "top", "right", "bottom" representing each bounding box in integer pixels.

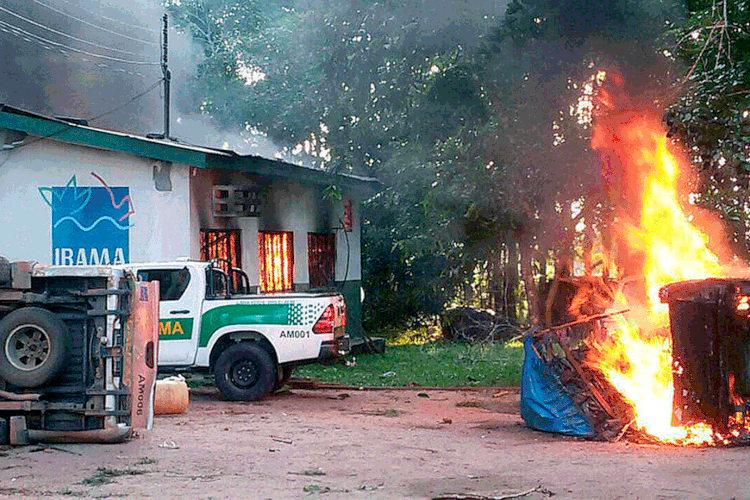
[
  {"left": 523, "top": 278, "right": 750, "bottom": 446},
  {"left": 523, "top": 309, "right": 636, "bottom": 442},
  {"left": 521, "top": 73, "right": 750, "bottom": 447}
]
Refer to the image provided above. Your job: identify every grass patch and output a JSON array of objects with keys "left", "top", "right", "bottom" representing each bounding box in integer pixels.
[
  {"left": 133, "top": 457, "right": 157, "bottom": 466},
  {"left": 357, "top": 408, "right": 400, "bottom": 417},
  {"left": 81, "top": 467, "right": 148, "bottom": 486},
  {"left": 295, "top": 340, "right": 523, "bottom": 388},
  {"left": 455, "top": 400, "right": 483, "bottom": 408}
]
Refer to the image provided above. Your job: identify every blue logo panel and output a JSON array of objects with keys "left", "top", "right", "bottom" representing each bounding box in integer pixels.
[{"left": 40, "top": 175, "right": 133, "bottom": 265}]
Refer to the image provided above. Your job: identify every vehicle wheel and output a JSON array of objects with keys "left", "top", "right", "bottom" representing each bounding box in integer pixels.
[
  {"left": 0, "top": 307, "right": 70, "bottom": 388},
  {"left": 214, "top": 342, "right": 276, "bottom": 401},
  {"left": 272, "top": 365, "right": 294, "bottom": 392}
]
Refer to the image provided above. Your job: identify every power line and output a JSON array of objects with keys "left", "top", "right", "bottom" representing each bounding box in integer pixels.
[
  {"left": 0, "top": 18, "right": 159, "bottom": 65},
  {"left": 0, "top": 4, "right": 150, "bottom": 57},
  {"left": 30, "top": 0, "right": 158, "bottom": 47},
  {"left": 88, "top": 78, "right": 164, "bottom": 122},
  {"left": 1, "top": 78, "right": 165, "bottom": 155},
  {"left": 54, "top": 0, "right": 159, "bottom": 35},
  {"left": 0, "top": 19, "right": 155, "bottom": 77}
]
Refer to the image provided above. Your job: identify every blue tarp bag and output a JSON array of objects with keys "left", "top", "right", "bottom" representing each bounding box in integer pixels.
[{"left": 520, "top": 335, "right": 595, "bottom": 437}]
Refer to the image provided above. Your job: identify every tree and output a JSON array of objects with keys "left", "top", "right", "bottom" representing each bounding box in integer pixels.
[
  {"left": 428, "top": 0, "right": 686, "bottom": 325},
  {"left": 666, "top": 0, "right": 750, "bottom": 260},
  {"left": 168, "top": 0, "right": 691, "bottom": 330}
]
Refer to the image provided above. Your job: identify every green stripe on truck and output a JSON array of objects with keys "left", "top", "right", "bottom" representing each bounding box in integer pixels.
[{"left": 199, "top": 304, "right": 290, "bottom": 347}]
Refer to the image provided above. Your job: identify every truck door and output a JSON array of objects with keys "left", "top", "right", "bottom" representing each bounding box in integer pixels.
[{"left": 135, "top": 266, "right": 203, "bottom": 366}]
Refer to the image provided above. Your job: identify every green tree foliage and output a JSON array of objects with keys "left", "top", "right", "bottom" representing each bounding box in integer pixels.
[
  {"left": 168, "top": 0, "right": 716, "bottom": 330},
  {"left": 168, "top": 0, "right": 263, "bottom": 126},
  {"left": 169, "top": 0, "right": 503, "bottom": 328},
  {"left": 666, "top": 0, "right": 750, "bottom": 259}
]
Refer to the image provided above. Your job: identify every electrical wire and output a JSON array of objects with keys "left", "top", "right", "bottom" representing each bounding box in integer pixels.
[
  {"left": 0, "top": 5, "right": 151, "bottom": 57},
  {"left": 0, "top": 78, "right": 164, "bottom": 155},
  {"left": 54, "top": 0, "right": 158, "bottom": 35},
  {"left": 87, "top": 78, "right": 164, "bottom": 123},
  {"left": 30, "top": 0, "right": 158, "bottom": 47},
  {"left": 337, "top": 218, "right": 351, "bottom": 287},
  {"left": 0, "top": 18, "right": 159, "bottom": 65},
  {"left": 0, "top": 20, "right": 155, "bottom": 77}
]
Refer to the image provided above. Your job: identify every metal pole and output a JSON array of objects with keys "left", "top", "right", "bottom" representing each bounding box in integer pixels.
[{"left": 162, "top": 13, "right": 171, "bottom": 139}]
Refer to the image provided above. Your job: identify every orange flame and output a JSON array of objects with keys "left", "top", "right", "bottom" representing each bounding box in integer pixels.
[
  {"left": 729, "top": 373, "right": 743, "bottom": 407},
  {"left": 581, "top": 73, "right": 742, "bottom": 445}
]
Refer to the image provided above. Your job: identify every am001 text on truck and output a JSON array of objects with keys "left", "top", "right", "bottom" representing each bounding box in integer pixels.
[
  {"left": 127, "top": 260, "right": 350, "bottom": 401},
  {"left": 0, "top": 256, "right": 158, "bottom": 446}
]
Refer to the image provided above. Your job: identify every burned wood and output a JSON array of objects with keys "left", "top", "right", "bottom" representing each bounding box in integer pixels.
[
  {"left": 271, "top": 436, "right": 293, "bottom": 444},
  {"left": 556, "top": 331, "right": 615, "bottom": 417},
  {"left": 532, "top": 309, "right": 630, "bottom": 337},
  {"left": 526, "top": 308, "right": 638, "bottom": 441},
  {"left": 528, "top": 308, "right": 633, "bottom": 422},
  {"left": 29, "top": 445, "right": 83, "bottom": 455},
  {"left": 432, "top": 485, "right": 544, "bottom": 500},
  {"left": 615, "top": 418, "right": 636, "bottom": 442}
]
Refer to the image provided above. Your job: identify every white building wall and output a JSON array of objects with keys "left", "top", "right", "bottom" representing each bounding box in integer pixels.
[{"left": 0, "top": 136, "right": 191, "bottom": 264}]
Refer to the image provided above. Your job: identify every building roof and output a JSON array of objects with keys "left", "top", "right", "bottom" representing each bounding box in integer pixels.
[{"left": 0, "top": 104, "right": 380, "bottom": 193}]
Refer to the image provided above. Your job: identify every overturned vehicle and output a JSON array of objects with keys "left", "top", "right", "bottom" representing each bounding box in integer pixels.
[{"left": 0, "top": 257, "right": 158, "bottom": 445}]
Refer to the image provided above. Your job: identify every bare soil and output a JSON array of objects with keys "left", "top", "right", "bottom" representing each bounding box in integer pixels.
[{"left": 0, "top": 385, "right": 748, "bottom": 500}]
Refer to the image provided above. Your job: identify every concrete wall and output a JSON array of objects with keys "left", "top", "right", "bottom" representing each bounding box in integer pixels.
[{"left": 0, "top": 133, "right": 191, "bottom": 264}]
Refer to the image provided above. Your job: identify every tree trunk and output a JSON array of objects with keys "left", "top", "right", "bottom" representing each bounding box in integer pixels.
[
  {"left": 504, "top": 230, "right": 518, "bottom": 323},
  {"left": 520, "top": 243, "right": 539, "bottom": 328}
]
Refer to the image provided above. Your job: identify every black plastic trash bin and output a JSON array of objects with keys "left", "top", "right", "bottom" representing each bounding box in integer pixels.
[{"left": 660, "top": 279, "right": 750, "bottom": 432}]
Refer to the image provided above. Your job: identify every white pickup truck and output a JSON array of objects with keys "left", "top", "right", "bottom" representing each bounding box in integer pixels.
[{"left": 125, "top": 260, "right": 349, "bottom": 401}]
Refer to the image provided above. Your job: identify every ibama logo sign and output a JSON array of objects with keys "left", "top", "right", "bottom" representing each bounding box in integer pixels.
[{"left": 39, "top": 172, "right": 134, "bottom": 265}]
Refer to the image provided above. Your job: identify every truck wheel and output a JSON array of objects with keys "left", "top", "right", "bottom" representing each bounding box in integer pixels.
[
  {"left": 0, "top": 307, "right": 70, "bottom": 388},
  {"left": 214, "top": 342, "right": 276, "bottom": 401},
  {"left": 272, "top": 365, "right": 294, "bottom": 392}
]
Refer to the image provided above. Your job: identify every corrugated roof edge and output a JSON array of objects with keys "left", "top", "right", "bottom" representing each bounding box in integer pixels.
[{"left": 0, "top": 104, "right": 380, "bottom": 193}]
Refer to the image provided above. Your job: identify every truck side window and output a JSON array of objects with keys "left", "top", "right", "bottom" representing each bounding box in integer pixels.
[{"left": 137, "top": 268, "right": 191, "bottom": 302}]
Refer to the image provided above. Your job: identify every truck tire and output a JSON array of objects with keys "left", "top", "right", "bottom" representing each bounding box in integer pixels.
[
  {"left": 272, "top": 365, "right": 294, "bottom": 393},
  {"left": 214, "top": 342, "right": 276, "bottom": 401},
  {"left": 0, "top": 307, "right": 70, "bottom": 388}
]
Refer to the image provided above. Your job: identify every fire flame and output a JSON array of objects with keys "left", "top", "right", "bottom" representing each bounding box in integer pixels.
[{"left": 580, "top": 74, "right": 741, "bottom": 445}]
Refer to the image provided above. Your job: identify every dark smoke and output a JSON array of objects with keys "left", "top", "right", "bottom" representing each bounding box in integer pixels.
[
  {"left": 0, "top": 0, "right": 165, "bottom": 133},
  {"left": 0, "top": 0, "right": 275, "bottom": 157},
  {"left": 0, "top": 0, "right": 687, "bottom": 163}
]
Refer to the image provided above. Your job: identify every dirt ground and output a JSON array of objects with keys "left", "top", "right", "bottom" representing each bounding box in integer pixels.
[{"left": 0, "top": 385, "right": 748, "bottom": 500}]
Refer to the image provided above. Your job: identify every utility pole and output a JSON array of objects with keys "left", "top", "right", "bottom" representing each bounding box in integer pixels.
[{"left": 161, "top": 13, "right": 171, "bottom": 140}]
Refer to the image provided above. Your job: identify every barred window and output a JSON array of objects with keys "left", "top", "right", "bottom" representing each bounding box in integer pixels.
[
  {"left": 200, "top": 229, "right": 241, "bottom": 274},
  {"left": 258, "top": 231, "right": 294, "bottom": 292},
  {"left": 308, "top": 233, "right": 336, "bottom": 288}
]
